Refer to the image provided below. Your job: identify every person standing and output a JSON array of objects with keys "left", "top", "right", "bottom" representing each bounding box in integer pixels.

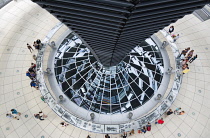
[
  {"left": 11, "top": 109, "right": 21, "bottom": 116},
  {"left": 189, "top": 55, "right": 197, "bottom": 63},
  {"left": 178, "top": 47, "right": 190, "bottom": 58},
  {"left": 146, "top": 122, "right": 151, "bottom": 131},
  {"left": 27, "top": 43, "right": 33, "bottom": 53},
  {"left": 33, "top": 41, "right": 40, "bottom": 50},
  {"left": 182, "top": 63, "right": 189, "bottom": 70},
  {"left": 166, "top": 109, "right": 173, "bottom": 116},
  {"left": 173, "top": 34, "right": 179, "bottom": 42},
  {"left": 30, "top": 80, "right": 39, "bottom": 90},
  {"left": 122, "top": 132, "right": 127, "bottom": 138},
  {"left": 129, "top": 129, "right": 134, "bottom": 135},
  {"left": 169, "top": 26, "right": 174, "bottom": 34},
  {"left": 179, "top": 47, "right": 190, "bottom": 57},
  {"left": 60, "top": 121, "right": 69, "bottom": 127},
  {"left": 186, "top": 50, "right": 194, "bottom": 60},
  {"left": 36, "top": 39, "right": 41, "bottom": 44},
  {"left": 178, "top": 111, "right": 185, "bottom": 115},
  {"left": 87, "top": 135, "right": 91, "bottom": 138},
  {"left": 105, "top": 134, "right": 110, "bottom": 138},
  {"left": 141, "top": 126, "right": 147, "bottom": 133},
  {"left": 33, "top": 55, "right": 37, "bottom": 61}
]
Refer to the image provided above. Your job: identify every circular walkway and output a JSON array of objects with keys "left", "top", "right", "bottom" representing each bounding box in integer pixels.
[{"left": 0, "top": 0, "right": 210, "bottom": 138}]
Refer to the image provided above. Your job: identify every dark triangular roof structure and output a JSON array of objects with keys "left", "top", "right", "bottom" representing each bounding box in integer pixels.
[{"left": 32, "top": 0, "right": 209, "bottom": 66}]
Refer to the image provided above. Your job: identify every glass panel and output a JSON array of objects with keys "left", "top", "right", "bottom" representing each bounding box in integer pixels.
[{"left": 54, "top": 35, "right": 164, "bottom": 114}]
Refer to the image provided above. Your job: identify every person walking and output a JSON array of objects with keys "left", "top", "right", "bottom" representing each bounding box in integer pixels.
[
  {"left": 11, "top": 109, "right": 21, "bottom": 116},
  {"left": 34, "top": 113, "right": 44, "bottom": 121},
  {"left": 189, "top": 55, "right": 197, "bottom": 63},
  {"left": 174, "top": 107, "right": 181, "bottom": 114},
  {"left": 155, "top": 118, "right": 164, "bottom": 124},
  {"left": 169, "top": 26, "right": 174, "bottom": 34},
  {"left": 6, "top": 113, "right": 19, "bottom": 120},
  {"left": 34, "top": 111, "right": 47, "bottom": 121},
  {"left": 27, "top": 43, "right": 33, "bottom": 53}
]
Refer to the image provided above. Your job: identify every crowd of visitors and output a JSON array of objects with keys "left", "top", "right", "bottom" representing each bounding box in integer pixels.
[
  {"left": 27, "top": 39, "right": 42, "bottom": 53},
  {"left": 167, "top": 26, "right": 198, "bottom": 74},
  {"left": 25, "top": 39, "right": 43, "bottom": 89},
  {"left": 6, "top": 25, "right": 191, "bottom": 137},
  {"left": 180, "top": 47, "right": 197, "bottom": 74},
  {"left": 86, "top": 106, "right": 184, "bottom": 137}
]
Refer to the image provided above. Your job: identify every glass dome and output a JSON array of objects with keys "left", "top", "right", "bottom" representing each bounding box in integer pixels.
[{"left": 54, "top": 33, "right": 164, "bottom": 114}]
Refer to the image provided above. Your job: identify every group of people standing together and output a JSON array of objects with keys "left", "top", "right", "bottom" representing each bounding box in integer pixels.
[
  {"left": 26, "top": 39, "right": 42, "bottom": 53},
  {"left": 180, "top": 47, "right": 197, "bottom": 74},
  {"left": 27, "top": 39, "right": 42, "bottom": 62},
  {"left": 26, "top": 63, "right": 39, "bottom": 89},
  {"left": 168, "top": 26, "right": 198, "bottom": 74},
  {"left": 25, "top": 39, "right": 43, "bottom": 89}
]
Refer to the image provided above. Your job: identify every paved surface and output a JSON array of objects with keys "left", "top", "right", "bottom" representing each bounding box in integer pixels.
[{"left": 0, "top": 0, "right": 210, "bottom": 138}]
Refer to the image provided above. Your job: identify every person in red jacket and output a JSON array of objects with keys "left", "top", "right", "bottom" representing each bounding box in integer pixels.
[
  {"left": 155, "top": 118, "right": 164, "bottom": 124},
  {"left": 146, "top": 122, "right": 151, "bottom": 131}
]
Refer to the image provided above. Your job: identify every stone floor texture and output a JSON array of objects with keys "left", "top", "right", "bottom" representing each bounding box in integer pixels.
[{"left": 0, "top": 0, "right": 210, "bottom": 138}]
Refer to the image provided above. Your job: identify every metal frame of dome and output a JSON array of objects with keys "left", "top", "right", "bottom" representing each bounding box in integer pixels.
[
  {"left": 54, "top": 33, "right": 164, "bottom": 114},
  {"left": 36, "top": 23, "right": 182, "bottom": 133}
]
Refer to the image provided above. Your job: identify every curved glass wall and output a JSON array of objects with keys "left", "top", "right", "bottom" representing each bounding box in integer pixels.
[{"left": 54, "top": 34, "right": 164, "bottom": 114}]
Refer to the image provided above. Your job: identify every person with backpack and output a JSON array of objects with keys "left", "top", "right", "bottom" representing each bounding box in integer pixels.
[{"left": 146, "top": 122, "right": 151, "bottom": 131}]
